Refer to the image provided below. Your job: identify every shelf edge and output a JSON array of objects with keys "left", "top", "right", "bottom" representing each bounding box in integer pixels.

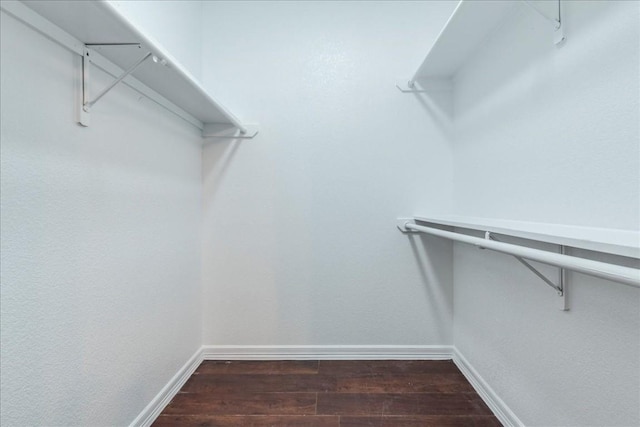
[
  {"left": 413, "top": 215, "right": 640, "bottom": 259},
  {"left": 410, "top": 0, "right": 518, "bottom": 81},
  {"left": 1, "top": 1, "right": 205, "bottom": 131},
  {"left": 99, "top": 0, "right": 251, "bottom": 134}
]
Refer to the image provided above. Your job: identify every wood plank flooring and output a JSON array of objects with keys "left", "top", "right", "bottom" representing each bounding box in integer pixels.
[{"left": 153, "top": 360, "right": 502, "bottom": 427}]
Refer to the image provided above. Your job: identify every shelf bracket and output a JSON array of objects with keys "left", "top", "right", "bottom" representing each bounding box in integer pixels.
[
  {"left": 80, "top": 45, "right": 157, "bottom": 127},
  {"left": 397, "top": 219, "right": 569, "bottom": 310},
  {"left": 523, "top": 0, "right": 565, "bottom": 45},
  {"left": 485, "top": 232, "right": 568, "bottom": 310},
  {"left": 395, "top": 78, "right": 452, "bottom": 93},
  {"left": 397, "top": 218, "right": 418, "bottom": 233},
  {"left": 202, "top": 123, "right": 259, "bottom": 139}
]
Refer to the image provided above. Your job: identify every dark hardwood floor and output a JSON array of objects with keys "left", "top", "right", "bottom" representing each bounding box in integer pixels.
[{"left": 153, "top": 360, "right": 502, "bottom": 427}]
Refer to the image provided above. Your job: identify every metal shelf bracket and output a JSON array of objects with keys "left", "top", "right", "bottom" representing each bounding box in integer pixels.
[
  {"left": 397, "top": 219, "right": 569, "bottom": 310},
  {"left": 484, "top": 232, "right": 568, "bottom": 310},
  {"left": 80, "top": 45, "right": 158, "bottom": 127},
  {"left": 395, "top": 78, "right": 452, "bottom": 94},
  {"left": 523, "top": 0, "right": 565, "bottom": 45}
]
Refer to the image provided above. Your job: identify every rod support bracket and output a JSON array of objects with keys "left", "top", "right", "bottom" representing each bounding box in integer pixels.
[
  {"left": 488, "top": 233, "right": 568, "bottom": 310},
  {"left": 477, "top": 231, "right": 491, "bottom": 249},
  {"left": 399, "top": 220, "right": 569, "bottom": 309},
  {"left": 397, "top": 218, "right": 418, "bottom": 233}
]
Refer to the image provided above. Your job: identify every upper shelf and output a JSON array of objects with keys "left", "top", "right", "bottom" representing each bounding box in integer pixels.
[
  {"left": 414, "top": 1, "right": 517, "bottom": 80},
  {"left": 397, "top": 0, "right": 563, "bottom": 92},
  {"left": 3, "top": 0, "right": 256, "bottom": 138},
  {"left": 413, "top": 215, "right": 640, "bottom": 259}
]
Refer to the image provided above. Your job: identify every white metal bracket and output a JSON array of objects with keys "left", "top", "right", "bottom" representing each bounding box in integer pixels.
[
  {"left": 485, "top": 232, "right": 568, "bottom": 310},
  {"left": 80, "top": 47, "right": 91, "bottom": 127},
  {"left": 395, "top": 78, "right": 452, "bottom": 93},
  {"left": 202, "top": 123, "right": 259, "bottom": 139},
  {"left": 397, "top": 218, "right": 568, "bottom": 310},
  {"left": 80, "top": 45, "right": 156, "bottom": 127},
  {"left": 523, "top": 0, "right": 565, "bottom": 45},
  {"left": 397, "top": 218, "right": 418, "bottom": 233},
  {"left": 551, "top": 0, "right": 565, "bottom": 46}
]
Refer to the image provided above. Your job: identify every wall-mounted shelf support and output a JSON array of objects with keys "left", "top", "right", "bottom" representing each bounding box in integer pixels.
[
  {"left": 395, "top": 78, "right": 452, "bottom": 93},
  {"left": 81, "top": 45, "right": 160, "bottom": 127},
  {"left": 397, "top": 217, "right": 639, "bottom": 308},
  {"left": 202, "top": 123, "right": 259, "bottom": 139},
  {"left": 484, "top": 232, "right": 568, "bottom": 310},
  {"left": 523, "top": 0, "right": 564, "bottom": 45},
  {"left": 2, "top": 0, "right": 257, "bottom": 139}
]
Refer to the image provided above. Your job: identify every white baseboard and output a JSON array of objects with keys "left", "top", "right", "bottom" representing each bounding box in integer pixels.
[
  {"left": 129, "top": 347, "right": 204, "bottom": 427},
  {"left": 132, "top": 345, "right": 521, "bottom": 427},
  {"left": 201, "top": 345, "right": 454, "bottom": 360},
  {"left": 452, "top": 348, "right": 524, "bottom": 427}
]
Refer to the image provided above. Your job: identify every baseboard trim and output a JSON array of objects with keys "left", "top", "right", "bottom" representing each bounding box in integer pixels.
[
  {"left": 129, "top": 347, "right": 203, "bottom": 427},
  {"left": 132, "top": 345, "right": 521, "bottom": 427},
  {"left": 452, "top": 348, "right": 524, "bottom": 427},
  {"left": 201, "top": 345, "right": 454, "bottom": 360}
]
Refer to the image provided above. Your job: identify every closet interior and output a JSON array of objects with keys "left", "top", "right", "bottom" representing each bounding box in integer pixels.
[{"left": 1, "top": 1, "right": 638, "bottom": 426}]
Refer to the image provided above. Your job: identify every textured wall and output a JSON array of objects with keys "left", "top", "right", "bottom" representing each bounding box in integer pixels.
[
  {"left": 453, "top": 0, "right": 639, "bottom": 229},
  {"left": 109, "top": 0, "right": 203, "bottom": 82},
  {"left": 452, "top": 1, "right": 640, "bottom": 425},
  {"left": 0, "top": 11, "right": 202, "bottom": 426},
  {"left": 199, "top": 1, "right": 457, "bottom": 346}
]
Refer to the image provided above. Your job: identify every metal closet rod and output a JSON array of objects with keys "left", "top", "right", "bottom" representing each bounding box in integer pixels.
[{"left": 403, "top": 222, "right": 640, "bottom": 288}]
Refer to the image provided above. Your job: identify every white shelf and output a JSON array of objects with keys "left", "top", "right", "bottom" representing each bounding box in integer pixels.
[
  {"left": 413, "top": 215, "right": 640, "bottom": 259},
  {"left": 398, "top": 0, "right": 565, "bottom": 91},
  {"left": 413, "top": 0, "right": 517, "bottom": 80},
  {"left": 2, "top": 0, "right": 257, "bottom": 138}
]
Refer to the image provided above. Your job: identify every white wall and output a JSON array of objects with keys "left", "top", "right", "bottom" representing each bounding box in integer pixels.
[
  {"left": 453, "top": 0, "right": 639, "bottom": 229},
  {"left": 452, "top": 1, "right": 640, "bottom": 425},
  {"left": 0, "top": 10, "right": 202, "bottom": 427},
  {"left": 109, "top": 0, "right": 203, "bottom": 82},
  {"left": 200, "top": 1, "right": 457, "bottom": 346}
]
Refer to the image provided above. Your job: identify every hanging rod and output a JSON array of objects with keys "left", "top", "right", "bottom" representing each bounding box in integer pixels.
[{"left": 397, "top": 221, "right": 640, "bottom": 288}]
